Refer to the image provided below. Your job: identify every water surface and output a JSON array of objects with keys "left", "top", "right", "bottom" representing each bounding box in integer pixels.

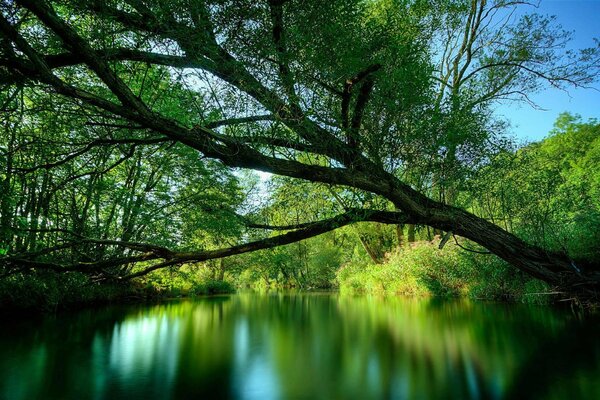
[{"left": 1, "top": 293, "right": 599, "bottom": 399}]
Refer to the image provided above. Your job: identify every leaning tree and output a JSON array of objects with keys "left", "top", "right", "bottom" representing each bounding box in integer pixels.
[{"left": 0, "top": 0, "right": 599, "bottom": 299}]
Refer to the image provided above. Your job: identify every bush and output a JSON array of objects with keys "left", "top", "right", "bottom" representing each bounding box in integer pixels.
[
  {"left": 191, "top": 279, "right": 235, "bottom": 295},
  {"left": 0, "top": 271, "right": 141, "bottom": 313},
  {"left": 336, "top": 241, "right": 552, "bottom": 303},
  {"left": 0, "top": 264, "right": 236, "bottom": 313},
  {"left": 138, "top": 263, "right": 236, "bottom": 297}
]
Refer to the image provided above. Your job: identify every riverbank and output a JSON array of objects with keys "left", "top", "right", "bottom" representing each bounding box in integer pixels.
[
  {"left": 0, "top": 271, "right": 235, "bottom": 314},
  {"left": 0, "top": 241, "right": 574, "bottom": 313},
  {"left": 336, "top": 241, "right": 556, "bottom": 305}
]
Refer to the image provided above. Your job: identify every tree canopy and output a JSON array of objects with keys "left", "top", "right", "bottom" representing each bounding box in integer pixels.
[{"left": 0, "top": 0, "right": 599, "bottom": 300}]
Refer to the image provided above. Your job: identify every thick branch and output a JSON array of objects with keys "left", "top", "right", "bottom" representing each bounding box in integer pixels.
[
  {"left": 341, "top": 64, "right": 381, "bottom": 146},
  {"left": 235, "top": 135, "right": 316, "bottom": 153},
  {"left": 206, "top": 114, "right": 275, "bottom": 129},
  {"left": 120, "top": 208, "right": 412, "bottom": 280},
  {"left": 268, "top": 0, "right": 298, "bottom": 104},
  {"left": 349, "top": 76, "right": 376, "bottom": 149},
  {"left": 16, "top": 0, "right": 149, "bottom": 112},
  {"left": 2, "top": 208, "right": 413, "bottom": 278}
]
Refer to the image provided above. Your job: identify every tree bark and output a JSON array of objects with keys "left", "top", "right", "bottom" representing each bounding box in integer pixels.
[
  {"left": 218, "top": 258, "right": 226, "bottom": 281},
  {"left": 357, "top": 233, "right": 382, "bottom": 264},
  {"left": 407, "top": 224, "right": 416, "bottom": 243},
  {"left": 395, "top": 224, "right": 404, "bottom": 249}
]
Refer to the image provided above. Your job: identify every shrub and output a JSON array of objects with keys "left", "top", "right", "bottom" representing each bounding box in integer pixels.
[
  {"left": 336, "top": 240, "right": 552, "bottom": 302},
  {"left": 191, "top": 279, "right": 235, "bottom": 295}
]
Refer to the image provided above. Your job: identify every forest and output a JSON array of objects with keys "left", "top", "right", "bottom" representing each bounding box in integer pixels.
[{"left": 0, "top": 0, "right": 599, "bottom": 311}]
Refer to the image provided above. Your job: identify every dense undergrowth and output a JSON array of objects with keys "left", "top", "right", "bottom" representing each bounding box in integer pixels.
[
  {"left": 0, "top": 240, "right": 555, "bottom": 313},
  {"left": 336, "top": 241, "right": 554, "bottom": 305},
  {"left": 0, "top": 265, "right": 235, "bottom": 313}
]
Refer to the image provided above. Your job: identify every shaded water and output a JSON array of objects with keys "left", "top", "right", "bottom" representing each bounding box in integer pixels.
[{"left": 1, "top": 293, "right": 599, "bottom": 399}]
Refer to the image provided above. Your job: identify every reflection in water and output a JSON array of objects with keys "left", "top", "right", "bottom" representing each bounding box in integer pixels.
[{"left": 0, "top": 293, "right": 599, "bottom": 399}]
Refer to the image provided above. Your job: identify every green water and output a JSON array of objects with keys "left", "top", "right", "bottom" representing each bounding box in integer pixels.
[{"left": 1, "top": 293, "right": 599, "bottom": 399}]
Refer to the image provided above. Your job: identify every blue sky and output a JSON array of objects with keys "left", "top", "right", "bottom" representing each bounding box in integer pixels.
[{"left": 497, "top": 0, "right": 600, "bottom": 142}]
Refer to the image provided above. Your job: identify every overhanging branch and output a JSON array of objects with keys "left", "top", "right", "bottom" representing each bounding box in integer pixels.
[{"left": 1, "top": 208, "right": 413, "bottom": 278}]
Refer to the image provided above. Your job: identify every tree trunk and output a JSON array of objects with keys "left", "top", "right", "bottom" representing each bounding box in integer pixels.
[
  {"left": 388, "top": 189, "right": 599, "bottom": 300},
  {"left": 358, "top": 233, "right": 381, "bottom": 264},
  {"left": 407, "top": 224, "right": 416, "bottom": 243},
  {"left": 0, "top": 126, "right": 15, "bottom": 249},
  {"left": 395, "top": 224, "right": 404, "bottom": 249},
  {"left": 217, "top": 258, "right": 226, "bottom": 281}
]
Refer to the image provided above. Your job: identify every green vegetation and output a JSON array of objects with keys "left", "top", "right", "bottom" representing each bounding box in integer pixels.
[
  {"left": 337, "top": 242, "right": 553, "bottom": 304},
  {"left": 0, "top": 0, "right": 599, "bottom": 310},
  {"left": 0, "top": 265, "right": 235, "bottom": 313},
  {"left": 234, "top": 115, "right": 599, "bottom": 304},
  {"left": 468, "top": 114, "right": 600, "bottom": 265}
]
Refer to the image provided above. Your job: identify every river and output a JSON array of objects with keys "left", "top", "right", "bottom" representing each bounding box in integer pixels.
[{"left": 1, "top": 292, "right": 599, "bottom": 399}]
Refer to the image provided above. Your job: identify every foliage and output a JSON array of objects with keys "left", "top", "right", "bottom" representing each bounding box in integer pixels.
[
  {"left": 0, "top": 272, "right": 138, "bottom": 312},
  {"left": 337, "top": 241, "right": 554, "bottom": 304},
  {"left": 137, "top": 263, "right": 236, "bottom": 296},
  {"left": 465, "top": 114, "right": 600, "bottom": 265},
  {"left": 191, "top": 279, "right": 235, "bottom": 296},
  {"left": 0, "top": 0, "right": 599, "bottom": 307},
  {"left": 0, "top": 263, "right": 235, "bottom": 313},
  {"left": 232, "top": 233, "right": 345, "bottom": 289}
]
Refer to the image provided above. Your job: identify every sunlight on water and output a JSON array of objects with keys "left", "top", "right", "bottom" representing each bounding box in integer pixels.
[{"left": 1, "top": 293, "right": 599, "bottom": 399}]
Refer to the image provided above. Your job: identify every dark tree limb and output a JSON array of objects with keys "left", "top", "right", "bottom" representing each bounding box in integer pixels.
[
  {"left": 206, "top": 114, "right": 275, "bottom": 129},
  {"left": 235, "top": 135, "right": 316, "bottom": 153},
  {"left": 341, "top": 64, "right": 381, "bottom": 147},
  {"left": 1, "top": 208, "right": 413, "bottom": 279},
  {"left": 119, "top": 208, "right": 413, "bottom": 280},
  {"left": 267, "top": 0, "right": 298, "bottom": 106},
  {"left": 349, "top": 76, "right": 376, "bottom": 149}
]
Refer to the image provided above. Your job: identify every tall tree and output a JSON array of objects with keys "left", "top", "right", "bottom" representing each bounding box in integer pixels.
[{"left": 0, "top": 0, "right": 599, "bottom": 299}]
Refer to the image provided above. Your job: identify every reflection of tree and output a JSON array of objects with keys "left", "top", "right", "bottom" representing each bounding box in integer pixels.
[
  {"left": 1, "top": 295, "right": 599, "bottom": 399},
  {"left": 0, "top": 306, "right": 132, "bottom": 399},
  {"left": 0, "top": 299, "right": 239, "bottom": 399},
  {"left": 170, "top": 298, "right": 236, "bottom": 398},
  {"left": 334, "top": 296, "right": 572, "bottom": 398},
  {"left": 233, "top": 294, "right": 576, "bottom": 399}
]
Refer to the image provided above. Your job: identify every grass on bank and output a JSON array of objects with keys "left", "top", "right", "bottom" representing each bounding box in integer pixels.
[{"left": 336, "top": 241, "right": 554, "bottom": 305}]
